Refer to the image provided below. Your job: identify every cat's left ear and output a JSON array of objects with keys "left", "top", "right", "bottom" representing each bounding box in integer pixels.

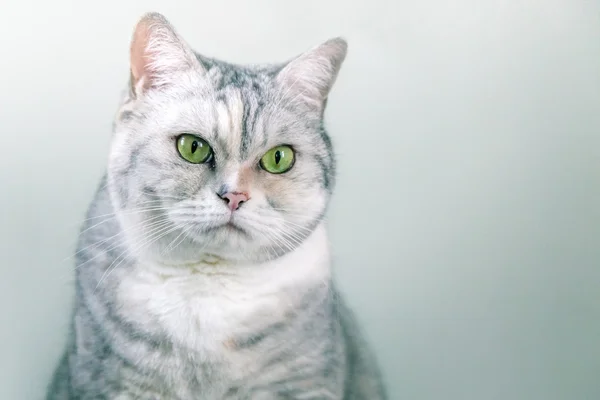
[
  {"left": 129, "top": 12, "right": 205, "bottom": 97},
  {"left": 276, "top": 37, "right": 348, "bottom": 109}
]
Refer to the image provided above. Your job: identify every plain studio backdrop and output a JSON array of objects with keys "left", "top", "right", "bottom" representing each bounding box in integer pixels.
[{"left": 0, "top": 0, "right": 599, "bottom": 399}]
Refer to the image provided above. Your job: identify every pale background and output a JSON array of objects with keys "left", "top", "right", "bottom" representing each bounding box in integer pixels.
[{"left": 1, "top": 0, "right": 599, "bottom": 399}]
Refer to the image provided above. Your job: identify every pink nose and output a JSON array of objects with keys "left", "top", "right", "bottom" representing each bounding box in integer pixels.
[{"left": 219, "top": 191, "right": 249, "bottom": 211}]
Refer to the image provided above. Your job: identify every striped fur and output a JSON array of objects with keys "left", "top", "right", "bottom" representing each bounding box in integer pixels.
[{"left": 47, "top": 13, "right": 386, "bottom": 399}]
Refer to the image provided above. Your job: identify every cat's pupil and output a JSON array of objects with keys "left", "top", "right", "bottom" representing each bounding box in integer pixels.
[
  {"left": 191, "top": 141, "right": 198, "bottom": 154},
  {"left": 275, "top": 150, "right": 281, "bottom": 164}
]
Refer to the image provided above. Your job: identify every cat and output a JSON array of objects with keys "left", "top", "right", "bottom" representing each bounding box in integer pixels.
[{"left": 47, "top": 12, "right": 386, "bottom": 400}]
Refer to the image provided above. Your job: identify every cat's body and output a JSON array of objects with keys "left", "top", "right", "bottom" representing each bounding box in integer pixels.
[
  {"left": 48, "top": 180, "right": 384, "bottom": 400},
  {"left": 47, "top": 13, "right": 386, "bottom": 399}
]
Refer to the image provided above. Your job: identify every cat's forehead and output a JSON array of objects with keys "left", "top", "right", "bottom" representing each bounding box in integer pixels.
[
  {"left": 196, "top": 54, "right": 281, "bottom": 88},
  {"left": 197, "top": 60, "right": 302, "bottom": 161},
  {"left": 211, "top": 85, "right": 261, "bottom": 161}
]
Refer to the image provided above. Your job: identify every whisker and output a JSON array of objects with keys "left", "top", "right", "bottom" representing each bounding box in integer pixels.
[
  {"left": 252, "top": 229, "right": 279, "bottom": 259},
  {"left": 239, "top": 214, "right": 314, "bottom": 235},
  {"left": 139, "top": 190, "right": 186, "bottom": 201},
  {"left": 68, "top": 208, "right": 172, "bottom": 257},
  {"left": 75, "top": 205, "right": 174, "bottom": 227},
  {"left": 282, "top": 229, "right": 307, "bottom": 247},
  {"left": 262, "top": 228, "right": 287, "bottom": 255},
  {"left": 266, "top": 207, "right": 317, "bottom": 215},
  {"left": 259, "top": 220, "right": 310, "bottom": 253},
  {"left": 94, "top": 222, "right": 178, "bottom": 291},
  {"left": 164, "top": 224, "right": 190, "bottom": 253},
  {"left": 65, "top": 213, "right": 168, "bottom": 263},
  {"left": 72, "top": 218, "right": 172, "bottom": 272},
  {"left": 167, "top": 223, "right": 202, "bottom": 256},
  {"left": 255, "top": 221, "right": 297, "bottom": 253}
]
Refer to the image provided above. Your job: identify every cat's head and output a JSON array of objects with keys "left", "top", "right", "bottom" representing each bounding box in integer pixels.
[{"left": 107, "top": 13, "right": 346, "bottom": 264}]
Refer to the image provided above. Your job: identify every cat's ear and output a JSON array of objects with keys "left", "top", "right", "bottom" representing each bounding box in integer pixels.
[
  {"left": 129, "top": 12, "right": 204, "bottom": 97},
  {"left": 276, "top": 38, "right": 347, "bottom": 109}
]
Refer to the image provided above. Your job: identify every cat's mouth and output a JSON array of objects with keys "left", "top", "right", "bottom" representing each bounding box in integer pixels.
[
  {"left": 182, "top": 214, "right": 250, "bottom": 238},
  {"left": 205, "top": 218, "right": 248, "bottom": 237},
  {"left": 183, "top": 219, "right": 248, "bottom": 238},
  {"left": 223, "top": 221, "right": 247, "bottom": 235}
]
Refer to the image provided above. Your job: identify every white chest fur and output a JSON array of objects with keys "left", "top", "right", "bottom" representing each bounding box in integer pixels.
[{"left": 115, "top": 224, "right": 331, "bottom": 360}]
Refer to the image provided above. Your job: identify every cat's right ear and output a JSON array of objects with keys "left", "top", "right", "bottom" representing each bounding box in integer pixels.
[
  {"left": 275, "top": 38, "right": 347, "bottom": 110},
  {"left": 129, "top": 13, "right": 204, "bottom": 98}
]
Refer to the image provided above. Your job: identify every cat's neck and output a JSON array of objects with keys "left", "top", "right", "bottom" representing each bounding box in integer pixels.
[{"left": 113, "top": 223, "right": 333, "bottom": 357}]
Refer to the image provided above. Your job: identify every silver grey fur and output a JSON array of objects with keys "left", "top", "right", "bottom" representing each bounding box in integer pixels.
[{"left": 47, "top": 13, "right": 386, "bottom": 400}]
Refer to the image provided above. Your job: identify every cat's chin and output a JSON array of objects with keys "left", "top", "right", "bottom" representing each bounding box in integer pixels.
[{"left": 167, "top": 226, "right": 283, "bottom": 265}]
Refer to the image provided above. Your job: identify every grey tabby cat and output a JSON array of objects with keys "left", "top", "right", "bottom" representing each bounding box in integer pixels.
[{"left": 47, "top": 12, "right": 386, "bottom": 400}]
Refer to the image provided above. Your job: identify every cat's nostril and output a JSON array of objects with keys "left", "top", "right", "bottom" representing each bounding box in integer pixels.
[{"left": 218, "top": 193, "right": 230, "bottom": 204}]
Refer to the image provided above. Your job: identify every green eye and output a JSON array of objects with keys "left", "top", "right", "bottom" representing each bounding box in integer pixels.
[
  {"left": 176, "top": 134, "right": 213, "bottom": 164},
  {"left": 260, "top": 145, "right": 295, "bottom": 174}
]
